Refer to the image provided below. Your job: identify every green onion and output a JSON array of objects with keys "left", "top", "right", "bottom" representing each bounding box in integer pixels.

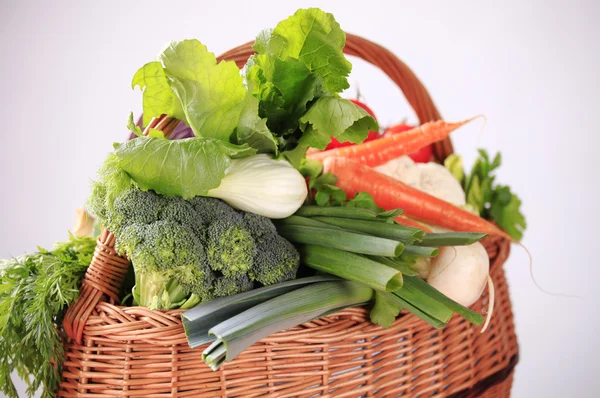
[
  {"left": 418, "top": 232, "right": 487, "bottom": 247},
  {"left": 366, "top": 255, "right": 419, "bottom": 276},
  {"left": 403, "top": 245, "right": 440, "bottom": 257},
  {"left": 403, "top": 275, "right": 484, "bottom": 325},
  {"left": 275, "top": 215, "right": 345, "bottom": 230},
  {"left": 391, "top": 295, "right": 448, "bottom": 329},
  {"left": 277, "top": 225, "right": 404, "bottom": 257},
  {"left": 294, "top": 205, "right": 381, "bottom": 220},
  {"left": 182, "top": 275, "right": 339, "bottom": 348},
  {"left": 311, "top": 217, "right": 424, "bottom": 243},
  {"left": 203, "top": 280, "right": 374, "bottom": 370},
  {"left": 300, "top": 245, "right": 403, "bottom": 291},
  {"left": 393, "top": 279, "right": 453, "bottom": 324}
]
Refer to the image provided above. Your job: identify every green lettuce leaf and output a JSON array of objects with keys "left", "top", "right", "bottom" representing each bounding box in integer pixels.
[
  {"left": 254, "top": 8, "right": 351, "bottom": 93},
  {"left": 299, "top": 97, "right": 379, "bottom": 149},
  {"left": 127, "top": 112, "right": 143, "bottom": 137},
  {"left": 246, "top": 54, "right": 323, "bottom": 138},
  {"left": 234, "top": 93, "right": 278, "bottom": 154},
  {"left": 132, "top": 61, "right": 185, "bottom": 126},
  {"left": 114, "top": 136, "right": 255, "bottom": 198},
  {"left": 158, "top": 40, "right": 247, "bottom": 141}
]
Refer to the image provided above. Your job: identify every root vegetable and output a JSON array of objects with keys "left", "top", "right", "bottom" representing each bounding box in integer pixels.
[{"left": 426, "top": 242, "right": 489, "bottom": 307}]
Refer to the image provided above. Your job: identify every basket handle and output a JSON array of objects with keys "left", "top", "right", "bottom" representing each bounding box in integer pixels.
[
  {"left": 216, "top": 33, "right": 454, "bottom": 161},
  {"left": 63, "top": 34, "right": 454, "bottom": 344}
]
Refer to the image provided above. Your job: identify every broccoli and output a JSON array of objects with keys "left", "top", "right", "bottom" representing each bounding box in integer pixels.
[
  {"left": 211, "top": 274, "right": 254, "bottom": 299},
  {"left": 241, "top": 212, "right": 277, "bottom": 239},
  {"left": 89, "top": 178, "right": 300, "bottom": 310},
  {"left": 250, "top": 234, "right": 300, "bottom": 285},
  {"left": 206, "top": 219, "right": 256, "bottom": 278}
]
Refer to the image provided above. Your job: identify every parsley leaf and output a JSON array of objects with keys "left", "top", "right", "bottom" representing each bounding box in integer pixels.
[
  {"left": 446, "top": 149, "right": 526, "bottom": 241},
  {"left": 0, "top": 235, "right": 97, "bottom": 398}
]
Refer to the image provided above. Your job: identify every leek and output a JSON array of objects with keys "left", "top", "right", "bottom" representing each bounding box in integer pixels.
[
  {"left": 203, "top": 280, "right": 374, "bottom": 370},
  {"left": 182, "top": 275, "right": 339, "bottom": 348}
]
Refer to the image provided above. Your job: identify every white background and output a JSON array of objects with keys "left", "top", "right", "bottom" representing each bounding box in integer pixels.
[{"left": 1, "top": 1, "right": 599, "bottom": 397}]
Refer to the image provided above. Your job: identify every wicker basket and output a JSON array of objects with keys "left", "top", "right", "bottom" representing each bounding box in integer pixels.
[{"left": 58, "top": 34, "right": 518, "bottom": 397}]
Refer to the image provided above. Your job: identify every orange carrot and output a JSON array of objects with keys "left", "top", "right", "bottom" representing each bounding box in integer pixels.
[
  {"left": 309, "top": 117, "right": 478, "bottom": 167},
  {"left": 394, "top": 216, "right": 432, "bottom": 232},
  {"left": 323, "top": 157, "right": 513, "bottom": 241}
]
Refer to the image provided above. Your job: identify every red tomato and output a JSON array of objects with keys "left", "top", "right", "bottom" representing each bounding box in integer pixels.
[
  {"left": 325, "top": 99, "right": 380, "bottom": 150},
  {"left": 383, "top": 123, "right": 433, "bottom": 163}
]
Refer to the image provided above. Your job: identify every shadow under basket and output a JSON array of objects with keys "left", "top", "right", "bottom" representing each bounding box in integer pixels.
[{"left": 59, "top": 34, "right": 519, "bottom": 397}]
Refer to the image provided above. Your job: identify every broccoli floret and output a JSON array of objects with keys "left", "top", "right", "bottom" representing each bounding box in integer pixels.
[
  {"left": 206, "top": 219, "right": 256, "bottom": 278},
  {"left": 110, "top": 189, "right": 163, "bottom": 233},
  {"left": 211, "top": 274, "right": 254, "bottom": 299},
  {"left": 159, "top": 196, "right": 206, "bottom": 238},
  {"left": 250, "top": 234, "right": 300, "bottom": 285},
  {"left": 241, "top": 212, "right": 277, "bottom": 239},
  {"left": 188, "top": 196, "right": 242, "bottom": 225},
  {"left": 87, "top": 153, "right": 136, "bottom": 223}
]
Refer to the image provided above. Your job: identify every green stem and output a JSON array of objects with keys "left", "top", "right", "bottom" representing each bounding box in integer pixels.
[
  {"left": 278, "top": 225, "right": 404, "bottom": 257},
  {"left": 294, "top": 205, "right": 381, "bottom": 220},
  {"left": 418, "top": 232, "right": 487, "bottom": 247},
  {"left": 182, "top": 275, "right": 339, "bottom": 348},
  {"left": 300, "top": 244, "right": 403, "bottom": 292},
  {"left": 403, "top": 245, "right": 439, "bottom": 258},
  {"left": 203, "top": 281, "right": 374, "bottom": 369},
  {"left": 311, "top": 217, "right": 424, "bottom": 243}
]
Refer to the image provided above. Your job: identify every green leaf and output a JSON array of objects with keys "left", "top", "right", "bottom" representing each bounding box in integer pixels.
[
  {"left": 346, "top": 192, "right": 383, "bottom": 212},
  {"left": 299, "top": 97, "right": 378, "bottom": 149},
  {"left": 246, "top": 54, "right": 323, "bottom": 136},
  {"left": 127, "top": 112, "right": 143, "bottom": 137},
  {"left": 281, "top": 144, "right": 308, "bottom": 168},
  {"left": 370, "top": 291, "right": 403, "bottom": 328},
  {"left": 147, "top": 128, "right": 165, "bottom": 139},
  {"left": 132, "top": 61, "right": 185, "bottom": 126},
  {"left": 158, "top": 40, "right": 247, "bottom": 141},
  {"left": 235, "top": 93, "right": 279, "bottom": 154},
  {"left": 298, "top": 159, "right": 323, "bottom": 182},
  {"left": 114, "top": 136, "right": 255, "bottom": 199},
  {"left": 254, "top": 8, "right": 352, "bottom": 93},
  {"left": 490, "top": 186, "right": 526, "bottom": 241}
]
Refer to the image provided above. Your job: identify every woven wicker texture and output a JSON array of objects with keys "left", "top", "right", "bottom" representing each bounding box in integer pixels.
[{"left": 60, "top": 34, "right": 518, "bottom": 397}]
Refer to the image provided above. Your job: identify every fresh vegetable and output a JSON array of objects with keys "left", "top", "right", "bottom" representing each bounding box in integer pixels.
[
  {"left": 394, "top": 215, "right": 433, "bottom": 232},
  {"left": 323, "top": 157, "right": 513, "bottom": 240},
  {"left": 206, "top": 154, "right": 308, "bottom": 219},
  {"left": 133, "top": 8, "right": 377, "bottom": 162},
  {"left": 445, "top": 150, "right": 526, "bottom": 241},
  {"left": 325, "top": 99, "right": 379, "bottom": 150},
  {"left": 427, "top": 243, "right": 490, "bottom": 307},
  {"left": 95, "top": 139, "right": 307, "bottom": 219},
  {"left": 183, "top": 275, "right": 340, "bottom": 348},
  {"left": 383, "top": 122, "right": 432, "bottom": 162},
  {"left": 0, "top": 234, "right": 97, "bottom": 398},
  {"left": 377, "top": 159, "right": 467, "bottom": 207},
  {"left": 89, "top": 186, "right": 300, "bottom": 309},
  {"left": 275, "top": 206, "right": 487, "bottom": 323},
  {"left": 308, "top": 118, "right": 477, "bottom": 166},
  {"left": 202, "top": 280, "right": 375, "bottom": 370}
]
